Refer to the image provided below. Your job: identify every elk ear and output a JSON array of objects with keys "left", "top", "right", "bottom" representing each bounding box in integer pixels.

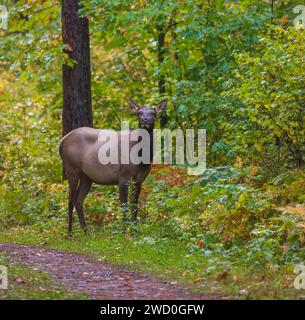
[
  {"left": 154, "top": 99, "right": 168, "bottom": 113},
  {"left": 129, "top": 98, "right": 140, "bottom": 112}
]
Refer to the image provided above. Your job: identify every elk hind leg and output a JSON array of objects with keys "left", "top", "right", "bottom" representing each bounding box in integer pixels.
[
  {"left": 75, "top": 173, "right": 92, "bottom": 233},
  {"left": 67, "top": 173, "right": 79, "bottom": 235}
]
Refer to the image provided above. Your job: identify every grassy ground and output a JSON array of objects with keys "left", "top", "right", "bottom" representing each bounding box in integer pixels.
[
  {"left": 0, "top": 251, "right": 88, "bottom": 299},
  {"left": 0, "top": 226, "right": 303, "bottom": 300}
]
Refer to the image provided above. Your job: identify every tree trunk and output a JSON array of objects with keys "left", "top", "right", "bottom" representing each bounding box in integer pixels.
[
  {"left": 62, "top": 0, "right": 92, "bottom": 137},
  {"left": 157, "top": 25, "right": 168, "bottom": 128}
]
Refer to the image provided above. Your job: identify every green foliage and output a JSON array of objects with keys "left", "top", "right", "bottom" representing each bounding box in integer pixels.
[
  {"left": 267, "top": 170, "right": 305, "bottom": 204},
  {"left": 149, "top": 167, "right": 272, "bottom": 239},
  {"left": 81, "top": 0, "right": 272, "bottom": 164},
  {"left": 226, "top": 26, "right": 305, "bottom": 168}
]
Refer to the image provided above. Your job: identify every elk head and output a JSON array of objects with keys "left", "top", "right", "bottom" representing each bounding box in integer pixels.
[{"left": 129, "top": 98, "right": 168, "bottom": 130}]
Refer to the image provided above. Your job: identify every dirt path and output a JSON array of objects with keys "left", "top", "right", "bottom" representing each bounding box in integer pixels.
[{"left": 0, "top": 243, "right": 221, "bottom": 300}]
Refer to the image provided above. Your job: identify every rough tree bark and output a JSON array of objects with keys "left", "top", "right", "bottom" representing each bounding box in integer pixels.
[
  {"left": 157, "top": 25, "right": 168, "bottom": 128},
  {"left": 62, "top": 0, "right": 92, "bottom": 137}
]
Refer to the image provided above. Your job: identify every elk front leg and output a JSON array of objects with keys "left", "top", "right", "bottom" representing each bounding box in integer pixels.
[
  {"left": 119, "top": 181, "right": 129, "bottom": 230},
  {"left": 130, "top": 182, "right": 141, "bottom": 222}
]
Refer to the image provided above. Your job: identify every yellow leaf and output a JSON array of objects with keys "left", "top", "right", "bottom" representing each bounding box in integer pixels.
[{"left": 194, "top": 277, "right": 202, "bottom": 283}]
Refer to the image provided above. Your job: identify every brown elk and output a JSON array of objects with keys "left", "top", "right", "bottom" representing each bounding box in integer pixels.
[{"left": 59, "top": 99, "right": 167, "bottom": 234}]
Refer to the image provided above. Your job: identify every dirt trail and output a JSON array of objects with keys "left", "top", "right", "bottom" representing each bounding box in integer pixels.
[{"left": 0, "top": 243, "right": 221, "bottom": 300}]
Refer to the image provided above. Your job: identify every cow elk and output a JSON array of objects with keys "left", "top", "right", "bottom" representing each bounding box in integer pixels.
[{"left": 59, "top": 98, "right": 167, "bottom": 234}]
